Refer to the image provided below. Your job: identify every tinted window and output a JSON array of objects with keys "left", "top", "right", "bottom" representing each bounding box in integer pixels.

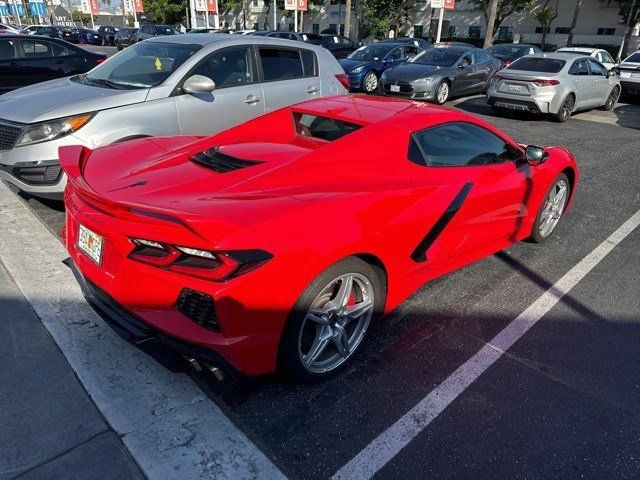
[
  {"left": 507, "top": 57, "right": 565, "bottom": 73},
  {"left": 156, "top": 25, "right": 176, "bottom": 35},
  {"left": 625, "top": 52, "right": 640, "bottom": 63},
  {"left": 348, "top": 44, "right": 394, "bottom": 61},
  {"left": 568, "top": 59, "right": 590, "bottom": 75},
  {"left": 405, "top": 45, "right": 419, "bottom": 57},
  {"left": 193, "top": 47, "right": 254, "bottom": 88},
  {"left": 22, "top": 40, "right": 53, "bottom": 58},
  {"left": 301, "top": 49, "right": 316, "bottom": 76},
  {"left": 259, "top": 48, "right": 303, "bottom": 80},
  {"left": 0, "top": 39, "right": 17, "bottom": 60},
  {"left": 460, "top": 52, "right": 475, "bottom": 67},
  {"left": 409, "top": 49, "right": 463, "bottom": 66},
  {"left": 386, "top": 47, "right": 402, "bottom": 61},
  {"left": 588, "top": 59, "right": 606, "bottom": 76},
  {"left": 80, "top": 42, "right": 201, "bottom": 89},
  {"left": 601, "top": 52, "right": 614, "bottom": 63},
  {"left": 410, "top": 122, "right": 521, "bottom": 167},
  {"left": 293, "top": 113, "right": 361, "bottom": 141},
  {"left": 476, "top": 50, "right": 492, "bottom": 62}
]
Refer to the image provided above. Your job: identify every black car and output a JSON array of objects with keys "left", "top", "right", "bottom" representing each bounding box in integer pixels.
[
  {"left": 0, "top": 35, "right": 107, "bottom": 94},
  {"left": 34, "top": 25, "right": 62, "bottom": 39},
  {"left": 97, "top": 25, "right": 119, "bottom": 46},
  {"left": 61, "top": 28, "right": 102, "bottom": 45},
  {"left": 487, "top": 43, "right": 542, "bottom": 68},
  {"left": 304, "top": 33, "right": 357, "bottom": 59},
  {"left": 114, "top": 28, "right": 138, "bottom": 50},
  {"left": 133, "top": 24, "right": 178, "bottom": 42},
  {"left": 380, "top": 37, "right": 430, "bottom": 50}
]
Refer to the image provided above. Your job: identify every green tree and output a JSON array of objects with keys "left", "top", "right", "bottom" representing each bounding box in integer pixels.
[
  {"left": 468, "top": 0, "right": 535, "bottom": 43},
  {"left": 142, "top": 0, "right": 187, "bottom": 24},
  {"left": 534, "top": 0, "right": 560, "bottom": 49},
  {"left": 610, "top": 0, "right": 639, "bottom": 58},
  {"left": 566, "top": 0, "right": 582, "bottom": 46}
]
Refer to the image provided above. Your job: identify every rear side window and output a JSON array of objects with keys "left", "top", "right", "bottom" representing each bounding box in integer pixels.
[
  {"left": 508, "top": 57, "right": 565, "bottom": 73},
  {"left": 625, "top": 53, "right": 640, "bottom": 63},
  {"left": 568, "top": 59, "right": 590, "bottom": 75},
  {"left": 293, "top": 113, "right": 361, "bottom": 141},
  {"left": 259, "top": 48, "right": 304, "bottom": 81},
  {"left": 409, "top": 122, "right": 521, "bottom": 167},
  {"left": 588, "top": 59, "right": 606, "bottom": 76},
  {"left": 301, "top": 49, "right": 316, "bottom": 76},
  {"left": 0, "top": 39, "right": 17, "bottom": 60}
]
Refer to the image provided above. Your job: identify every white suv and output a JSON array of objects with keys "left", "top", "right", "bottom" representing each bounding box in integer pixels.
[{"left": 617, "top": 51, "right": 640, "bottom": 96}]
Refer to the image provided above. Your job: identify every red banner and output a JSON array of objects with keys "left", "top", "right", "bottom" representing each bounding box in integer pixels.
[
  {"left": 444, "top": 0, "right": 455, "bottom": 9},
  {"left": 206, "top": 0, "right": 216, "bottom": 13},
  {"left": 134, "top": 0, "right": 143, "bottom": 13},
  {"left": 296, "top": 0, "right": 307, "bottom": 10},
  {"left": 89, "top": 0, "right": 99, "bottom": 14}
]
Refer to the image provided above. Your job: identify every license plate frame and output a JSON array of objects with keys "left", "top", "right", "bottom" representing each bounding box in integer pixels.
[
  {"left": 390, "top": 84, "right": 401, "bottom": 93},
  {"left": 631, "top": 72, "right": 640, "bottom": 78},
  {"left": 78, "top": 224, "right": 104, "bottom": 265},
  {"left": 505, "top": 83, "right": 527, "bottom": 94}
]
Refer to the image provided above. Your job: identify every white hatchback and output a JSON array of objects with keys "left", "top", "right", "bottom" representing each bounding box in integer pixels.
[{"left": 556, "top": 47, "right": 616, "bottom": 71}]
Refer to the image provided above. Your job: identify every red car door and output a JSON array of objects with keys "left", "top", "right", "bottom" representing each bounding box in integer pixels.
[{"left": 408, "top": 120, "right": 529, "bottom": 261}]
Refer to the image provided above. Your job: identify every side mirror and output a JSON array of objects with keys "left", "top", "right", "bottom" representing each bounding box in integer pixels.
[
  {"left": 182, "top": 74, "right": 216, "bottom": 94},
  {"left": 525, "top": 145, "right": 549, "bottom": 165}
]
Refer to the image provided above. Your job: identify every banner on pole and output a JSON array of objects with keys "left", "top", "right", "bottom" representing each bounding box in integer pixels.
[
  {"left": 206, "top": 0, "right": 216, "bottom": 13},
  {"left": 444, "top": 0, "right": 455, "bottom": 9},
  {"left": 122, "top": 0, "right": 134, "bottom": 14},
  {"left": 134, "top": 0, "right": 143, "bottom": 13},
  {"left": 80, "top": 0, "right": 91, "bottom": 13},
  {"left": 89, "top": 0, "right": 99, "bottom": 14},
  {"left": 8, "top": 0, "right": 25, "bottom": 16},
  {"left": 431, "top": 0, "right": 444, "bottom": 7},
  {"left": 284, "top": 0, "right": 294, "bottom": 10},
  {"left": 28, "top": 0, "right": 46, "bottom": 16},
  {"left": 296, "top": 0, "right": 306, "bottom": 11},
  {"left": 194, "top": 0, "right": 206, "bottom": 11}
]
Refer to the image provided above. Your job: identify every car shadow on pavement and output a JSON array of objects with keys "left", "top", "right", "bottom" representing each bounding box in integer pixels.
[
  {"left": 452, "top": 96, "right": 547, "bottom": 122},
  {"left": 614, "top": 97, "right": 640, "bottom": 130}
]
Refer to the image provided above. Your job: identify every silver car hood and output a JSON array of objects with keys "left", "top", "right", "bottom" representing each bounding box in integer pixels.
[{"left": 0, "top": 76, "right": 149, "bottom": 124}]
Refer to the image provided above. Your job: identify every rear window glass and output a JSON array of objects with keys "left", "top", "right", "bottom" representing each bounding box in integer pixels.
[
  {"left": 260, "top": 48, "right": 304, "bottom": 80},
  {"left": 0, "top": 39, "right": 17, "bottom": 60},
  {"left": 293, "top": 113, "right": 361, "bottom": 141},
  {"left": 507, "top": 57, "right": 565, "bottom": 73},
  {"left": 625, "top": 52, "right": 640, "bottom": 63}
]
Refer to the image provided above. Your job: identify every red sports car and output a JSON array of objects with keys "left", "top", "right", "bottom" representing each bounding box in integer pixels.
[{"left": 60, "top": 95, "right": 578, "bottom": 382}]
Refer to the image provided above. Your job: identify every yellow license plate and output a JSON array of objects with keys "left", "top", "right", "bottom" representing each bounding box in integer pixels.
[{"left": 78, "top": 224, "right": 103, "bottom": 265}]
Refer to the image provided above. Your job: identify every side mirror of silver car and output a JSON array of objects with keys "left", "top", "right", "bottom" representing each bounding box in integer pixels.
[
  {"left": 525, "top": 145, "right": 549, "bottom": 166},
  {"left": 182, "top": 74, "right": 216, "bottom": 94}
]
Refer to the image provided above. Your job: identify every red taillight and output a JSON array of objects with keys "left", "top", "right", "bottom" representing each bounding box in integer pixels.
[
  {"left": 492, "top": 74, "right": 503, "bottom": 82},
  {"left": 531, "top": 79, "right": 560, "bottom": 87},
  {"left": 128, "top": 239, "right": 272, "bottom": 281},
  {"left": 96, "top": 57, "right": 106, "bottom": 64},
  {"left": 501, "top": 60, "right": 510, "bottom": 68},
  {"left": 335, "top": 73, "right": 350, "bottom": 91}
]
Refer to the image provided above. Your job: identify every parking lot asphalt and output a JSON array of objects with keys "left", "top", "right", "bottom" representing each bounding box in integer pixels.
[{"left": 3, "top": 95, "right": 640, "bottom": 480}]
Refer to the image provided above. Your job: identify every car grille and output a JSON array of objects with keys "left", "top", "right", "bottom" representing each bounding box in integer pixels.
[
  {"left": 176, "top": 288, "right": 220, "bottom": 332},
  {"left": 0, "top": 119, "right": 25, "bottom": 151},
  {"left": 12, "top": 164, "right": 63, "bottom": 185}
]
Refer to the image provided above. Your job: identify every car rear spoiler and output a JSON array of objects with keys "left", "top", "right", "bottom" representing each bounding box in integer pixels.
[{"left": 59, "top": 145, "right": 94, "bottom": 192}]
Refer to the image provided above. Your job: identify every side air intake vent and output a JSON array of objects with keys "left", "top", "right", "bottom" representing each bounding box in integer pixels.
[{"left": 190, "top": 147, "right": 261, "bottom": 173}]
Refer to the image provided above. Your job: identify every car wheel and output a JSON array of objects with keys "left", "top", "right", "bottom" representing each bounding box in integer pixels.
[
  {"left": 434, "top": 80, "right": 450, "bottom": 105},
  {"left": 601, "top": 86, "right": 620, "bottom": 111},
  {"left": 116, "top": 43, "right": 122, "bottom": 51},
  {"left": 491, "top": 104, "right": 507, "bottom": 116},
  {"left": 280, "top": 257, "right": 385, "bottom": 383},
  {"left": 551, "top": 95, "right": 574, "bottom": 123},
  {"left": 530, "top": 173, "right": 570, "bottom": 243},
  {"left": 362, "top": 71, "right": 379, "bottom": 93}
]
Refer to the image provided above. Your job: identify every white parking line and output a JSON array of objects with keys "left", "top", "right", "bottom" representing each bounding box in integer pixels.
[
  {"left": 332, "top": 209, "right": 640, "bottom": 480},
  {"left": 0, "top": 182, "right": 286, "bottom": 480}
]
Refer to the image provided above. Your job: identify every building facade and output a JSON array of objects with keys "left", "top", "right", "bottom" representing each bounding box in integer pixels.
[{"left": 220, "top": 0, "right": 640, "bottom": 49}]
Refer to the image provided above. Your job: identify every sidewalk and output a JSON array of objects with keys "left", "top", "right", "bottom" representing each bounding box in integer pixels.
[{"left": 0, "top": 261, "right": 144, "bottom": 480}]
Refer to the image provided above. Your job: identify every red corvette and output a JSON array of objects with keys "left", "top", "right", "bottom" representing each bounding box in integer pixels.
[{"left": 60, "top": 95, "right": 578, "bottom": 382}]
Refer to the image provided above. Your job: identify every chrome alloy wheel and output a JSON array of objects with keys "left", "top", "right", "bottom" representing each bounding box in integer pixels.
[
  {"left": 363, "top": 72, "right": 379, "bottom": 92},
  {"left": 539, "top": 178, "right": 568, "bottom": 237},
  {"left": 298, "top": 273, "right": 374, "bottom": 374},
  {"left": 436, "top": 82, "right": 450, "bottom": 104},
  {"left": 559, "top": 96, "right": 575, "bottom": 121}
]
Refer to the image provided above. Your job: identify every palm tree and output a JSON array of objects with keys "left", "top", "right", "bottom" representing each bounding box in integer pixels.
[
  {"left": 344, "top": 0, "right": 351, "bottom": 39},
  {"left": 566, "top": 0, "right": 581, "bottom": 47},
  {"left": 483, "top": 0, "right": 499, "bottom": 48}
]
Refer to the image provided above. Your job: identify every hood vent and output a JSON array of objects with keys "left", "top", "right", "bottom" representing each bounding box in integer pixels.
[{"left": 190, "top": 147, "right": 261, "bottom": 173}]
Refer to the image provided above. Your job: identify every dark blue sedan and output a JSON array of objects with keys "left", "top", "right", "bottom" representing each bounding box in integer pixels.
[{"left": 338, "top": 42, "right": 422, "bottom": 92}]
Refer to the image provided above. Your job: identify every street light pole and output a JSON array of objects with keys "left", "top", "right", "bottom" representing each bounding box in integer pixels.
[{"left": 435, "top": 6, "right": 443, "bottom": 43}]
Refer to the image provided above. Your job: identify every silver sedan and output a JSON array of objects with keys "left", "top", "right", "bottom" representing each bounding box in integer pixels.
[{"left": 487, "top": 52, "right": 621, "bottom": 122}]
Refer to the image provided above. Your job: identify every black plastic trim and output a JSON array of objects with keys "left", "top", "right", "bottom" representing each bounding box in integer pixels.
[
  {"left": 191, "top": 147, "right": 261, "bottom": 173},
  {"left": 410, "top": 182, "right": 474, "bottom": 263}
]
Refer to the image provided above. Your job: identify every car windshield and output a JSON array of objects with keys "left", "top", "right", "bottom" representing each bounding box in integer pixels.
[
  {"left": 348, "top": 44, "right": 394, "bottom": 61},
  {"left": 78, "top": 42, "right": 200, "bottom": 89},
  {"left": 409, "top": 49, "right": 462, "bottom": 66},
  {"left": 156, "top": 25, "right": 177, "bottom": 35},
  {"left": 507, "top": 57, "right": 565, "bottom": 73},
  {"left": 625, "top": 52, "right": 640, "bottom": 63}
]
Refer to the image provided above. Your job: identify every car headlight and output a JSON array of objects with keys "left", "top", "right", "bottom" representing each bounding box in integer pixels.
[
  {"left": 351, "top": 65, "right": 365, "bottom": 74},
  {"left": 415, "top": 76, "right": 436, "bottom": 84},
  {"left": 17, "top": 114, "right": 94, "bottom": 147}
]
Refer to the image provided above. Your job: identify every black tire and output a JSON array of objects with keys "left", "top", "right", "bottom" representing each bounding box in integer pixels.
[
  {"left": 601, "top": 86, "right": 620, "bottom": 111},
  {"left": 279, "top": 257, "right": 385, "bottom": 383},
  {"left": 551, "top": 95, "right": 575, "bottom": 123},
  {"left": 433, "top": 80, "right": 450, "bottom": 105},
  {"left": 491, "top": 104, "right": 507, "bottom": 116},
  {"left": 116, "top": 43, "right": 122, "bottom": 51},
  {"left": 529, "top": 173, "right": 570, "bottom": 244}
]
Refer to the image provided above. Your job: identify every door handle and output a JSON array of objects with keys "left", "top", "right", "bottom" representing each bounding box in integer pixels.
[
  {"left": 243, "top": 95, "right": 261, "bottom": 105},
  {"left": 306, "top": 86, "right": 318, "bottom": 94}
]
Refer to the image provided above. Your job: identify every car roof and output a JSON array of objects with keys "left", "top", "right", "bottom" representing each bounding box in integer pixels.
[
  {"left": 524, "top": 52, "right": 592, "bottom": 61},
  {"left": 147, "top": 32, "right": 325, "bottom": 51},
  {"left": 557, "top": 47, "right": 598, "bottom": 54}
]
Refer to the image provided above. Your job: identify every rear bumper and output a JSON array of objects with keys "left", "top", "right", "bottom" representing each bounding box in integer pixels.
[{"left": 487, "top": 95, "right": 548, "bottom": 114}]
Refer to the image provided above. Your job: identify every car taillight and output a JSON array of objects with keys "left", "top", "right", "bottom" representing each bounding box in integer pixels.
[
  {"left": 96, "top": 57, "right": 106, "bottom": 64},
  {"left": 335, "top": 73, "right": 350, "bottom": 90},
  {"left": 531, "top": 79, "right": 560, "bottom": 87},
  {"left": 492, "top": 74, "right": 503, "bottom": 82},
  {"left": 128, "top": 238, "right": 272, "bottom": 281},
  {"left": 501, "top": 60, "right": 510, "bottom": 68}
]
